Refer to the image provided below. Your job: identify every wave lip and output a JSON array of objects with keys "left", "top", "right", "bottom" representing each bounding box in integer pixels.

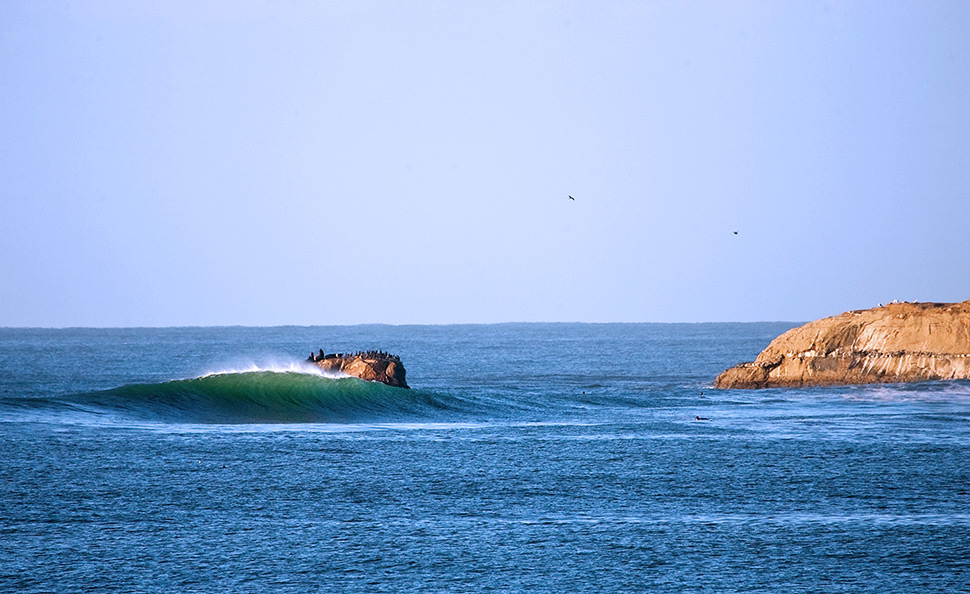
[
  {"left": 63, "top": 370, "right": 457, "bottom": 424},
  {"left": 199, "top": 362, "right": 347, "bottom": 379}
]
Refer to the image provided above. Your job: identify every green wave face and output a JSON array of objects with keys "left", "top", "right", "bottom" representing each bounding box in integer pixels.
[{"left": 79, "top": 371, "right": 454, "bottom": 424}]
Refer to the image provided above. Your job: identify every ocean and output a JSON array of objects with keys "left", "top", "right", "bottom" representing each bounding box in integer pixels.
[{"left": 2, "top": 323, "right": 969, "bottom": 593}]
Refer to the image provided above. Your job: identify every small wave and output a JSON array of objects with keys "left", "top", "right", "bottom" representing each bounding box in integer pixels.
[{"left": 839, "top": 379, "right": 970, "bottom": 402}]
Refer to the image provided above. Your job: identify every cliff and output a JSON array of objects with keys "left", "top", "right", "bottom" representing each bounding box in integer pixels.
[
  {"left": 715, "top": 300, "right": 970, "bottom": 389},
  {"left": 307, "top": 350, "right": 409, "bottom": 389}
]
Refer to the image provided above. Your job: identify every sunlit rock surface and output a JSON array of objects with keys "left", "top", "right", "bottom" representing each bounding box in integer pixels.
[
  {"left": 308, "top": 351, "right": 409, "bottom": 389},
  {"left": 715, "top": 300, "right": 970, "bottom": 389}
]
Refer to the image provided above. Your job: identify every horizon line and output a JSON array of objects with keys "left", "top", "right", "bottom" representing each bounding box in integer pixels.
[{"left": 0, "top": 320, "right": 805, "bottom": 330}]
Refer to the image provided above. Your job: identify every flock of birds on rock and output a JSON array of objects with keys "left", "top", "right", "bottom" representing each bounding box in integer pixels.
[{"left": 307, "top": 349, "right": 400, "bottom": 363}]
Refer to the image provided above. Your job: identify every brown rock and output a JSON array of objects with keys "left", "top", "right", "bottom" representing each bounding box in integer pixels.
[
  {"left": 313, "top": 352, "right": 409, "bottom": 389},
  {"left": 715, "top": 300, "right": 970, "bottom": 389}
]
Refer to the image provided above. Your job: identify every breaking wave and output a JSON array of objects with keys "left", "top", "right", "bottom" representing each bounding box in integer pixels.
[{"left": 8, "top": 367, "right": 469, "bottom": 424}]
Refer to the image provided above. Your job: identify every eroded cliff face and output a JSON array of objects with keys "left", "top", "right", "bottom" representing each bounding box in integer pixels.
[
  {"left": 312, "top": 353, "right": 409, "bottom": 389},
  {"left": 715, "top": 300, "right": 970, "bottom": 389}
]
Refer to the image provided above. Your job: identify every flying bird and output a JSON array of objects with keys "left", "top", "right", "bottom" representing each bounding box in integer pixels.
[
  {"left": 568, "top": 195, "right": 575, "bottom": 201},
  {"left": 733, "top": 231, "right": 738, "bottom": 235}
]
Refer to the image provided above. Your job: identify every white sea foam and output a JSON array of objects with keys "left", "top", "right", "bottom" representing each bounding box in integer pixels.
[
  {"left": 842, "top": 380, "right": 970, "bottom": 403},
  {"left": 199, "top": 361, "right": 347, "bottom": 380}
]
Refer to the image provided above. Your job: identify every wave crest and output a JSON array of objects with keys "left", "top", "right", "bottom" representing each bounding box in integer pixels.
[
  {"left": 199, "top": 362, "right": 346, "bottom": 379},
  {"left": 59, "top": 370, "right": 458, "bottom": 424}
]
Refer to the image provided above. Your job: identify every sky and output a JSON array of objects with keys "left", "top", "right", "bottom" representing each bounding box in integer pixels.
[{"left": 1, "top": 1, "right": 969, "bottom": 327}]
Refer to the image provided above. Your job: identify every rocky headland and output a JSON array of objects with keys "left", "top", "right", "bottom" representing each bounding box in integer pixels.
[
  {"left": 306, "top": 350, "right": 409, "bottom": 389},
  {"left": 715, "top": 300, "right": 970, "bottom": 389}
]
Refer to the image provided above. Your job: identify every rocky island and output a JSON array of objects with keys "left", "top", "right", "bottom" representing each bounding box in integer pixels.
[
  {"left": 715, "top": 299, "right": 970, "bottom": 389},
  {"left": 306, "top": 350, "right": 409, "bottom": 389}
]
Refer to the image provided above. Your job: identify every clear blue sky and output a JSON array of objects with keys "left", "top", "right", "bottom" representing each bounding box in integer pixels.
[{"left": 2, "top": 1, "right": 969, "bottom": 326}]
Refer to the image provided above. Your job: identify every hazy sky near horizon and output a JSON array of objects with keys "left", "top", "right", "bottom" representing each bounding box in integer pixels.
[{"left": 2, "top": 1, "right": 969, "bottom": 326}]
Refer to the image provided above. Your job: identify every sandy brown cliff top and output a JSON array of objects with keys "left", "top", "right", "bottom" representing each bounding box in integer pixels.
[{"left": 715, "top": 300, "right": 970, "bottom": 389}]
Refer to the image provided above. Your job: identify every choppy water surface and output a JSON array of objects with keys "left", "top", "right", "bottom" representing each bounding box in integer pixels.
[{"left": 2, "top": 324, "right": 969, "bottom": 592}]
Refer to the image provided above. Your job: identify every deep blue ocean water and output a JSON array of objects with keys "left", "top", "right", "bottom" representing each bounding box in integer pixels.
[{"left": 2, "top": 323, "right": 969, "bottom": 593}]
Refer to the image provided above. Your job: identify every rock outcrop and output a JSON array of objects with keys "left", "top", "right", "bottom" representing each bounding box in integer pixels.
[
  {"left": 715, "top": 300, "right": 970, "bottom": 389},
  {"left": 307, "top": 350, "right": 409, "bottom": 389}
]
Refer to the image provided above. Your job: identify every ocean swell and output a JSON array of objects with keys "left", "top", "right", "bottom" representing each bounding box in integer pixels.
[{"left": 26, "top": 369, "right": 461, "bottom": 424}]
